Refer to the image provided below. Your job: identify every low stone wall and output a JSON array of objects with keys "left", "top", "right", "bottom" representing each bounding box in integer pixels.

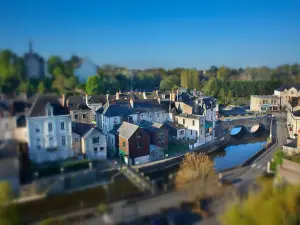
[{"left": 282, "top": 146, "right": 300, "bottom": 156}]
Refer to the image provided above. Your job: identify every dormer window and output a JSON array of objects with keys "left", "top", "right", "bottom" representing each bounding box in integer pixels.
[{"left": 46, "top": 103, "right": 53, "bottom": 117}]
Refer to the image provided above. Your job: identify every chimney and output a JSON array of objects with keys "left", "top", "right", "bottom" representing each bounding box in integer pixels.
[
  {"left": 60, "top": 94, "right": 67, "bottom": 107},
  {"left": 116, "top": 91, "right": 119, "bottom": 100},
  {"left": 130, "top": 98, "right": 134, "bottom": 108},
  {"left": 143, "top": 92, "right": 147, "bottom": 99},
  {"left": 297, "top": 129, "right": 300, "bottom": 148},
  {"left": 155, "top": 89, "right": 158, "bottom": 96},
  {"left": 106, "top": 94, "right": 109, "bottom": 102},
  {"left": 85, "top": 94, "right": 89, "bottom": 105},
  {"left": 157, "top": 97, "right": 161, "bottom": 104}
]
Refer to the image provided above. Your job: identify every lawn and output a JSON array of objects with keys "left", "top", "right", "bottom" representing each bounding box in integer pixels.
[{"left": 166, "top": 143, "right": 189, "bottom": 156}]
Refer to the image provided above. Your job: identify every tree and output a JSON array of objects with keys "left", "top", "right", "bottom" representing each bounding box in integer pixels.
[
  {"left": 175, "top": 153, "right": 218, "bottom": 198},
  {"left": 52, "top": 75, "right": 66, "bottom": 93},
  {"left": 220, "top": 181, "right": 300, "bottom": 225},
  {"left": 38, "top": 82, "right": 45, "bottom": 94},
  {"left": 160, "top": 79, "right": 172, "bottom": 91},
  {"left": 86, "top": 75, "right": 103, "bottom": 95},
  {"left": 217, "top": 66, "right": 230, "bottom": 81},
  {"left": 219, "top": 88, "right": 225, "bottom": 103},
  {"left": 227, "top": 90, "right": 233, "bottom": 104},
  {"left": 181, "top": 70, "right": 189, "bottom": 88},
  {"left": 0, "top": 182, "right": 19, "bottom": 225}
]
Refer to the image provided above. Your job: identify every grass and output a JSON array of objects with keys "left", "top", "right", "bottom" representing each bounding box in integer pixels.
[{"left": 166, "top": 143, "right": 189, "bottom": 156}]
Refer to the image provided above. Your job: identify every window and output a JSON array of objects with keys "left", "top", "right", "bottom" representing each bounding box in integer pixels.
[
  {"left": 196, "top": 131, "right": 198, "bottom": 136},
  {"left": 183, "top": 119, "right": 185, "bottom": 125},
  {"left": 114, "top": 118, "right": 117, "bottom": 124},
  {"left": 49, "top": 137, "right": 54, "bottom": 146},
  {"left": 201, "top": 130, "right": 203, "bottom": 135},
  {"left": 36, "top": 127, "right": 40, "bottom": 133},
  {"left": 191, "top": 130, "right": 192, "bottom": 135},
  {"left": 62, "top": 136, "right": 66, "bottom": 146},
  {"left": 100, "top": 147, "right": 104, "bottom": 151},
  {"left": 74, "top": 137, "right": 79, "bottom": 142},
  {"left": 136, "top": 131, "right": 141, "bottom": 138},
  {"left": 94, "top": 147, "right": 98, "bottom": 152},
  {"left": 201, "top": 120, "right": 203, "bottom": 125},
  {"left": 157, "top": 113, "right": 160, "bottom": 117},
  {"left": 93, "top": 137, "right": 99, "bottom": 144},
  {"left": 47, "top": 108, "right": 52, "bottom": 116},
  {"left": 74, "top": 114, "right": 79, "bottom": 120},
  {"left": 61, "top": 122, "right": 65, "bottom": 130},
  {"left": 141, "top": 114, "right": 143, "bottom": 119},
  {"left": 192, "top": 120, "right": 195, "bottom": 126},
  {"left": 138, "top": 142, "right": 141, "bottom": 148},
  {"left": 158, "top": 137, "right": 163, "bottom": 143},
  {"left": 180, "top": 130, "right": 184, "bottom": 135},
  {"left": 48, "top": 123, "right": 53, "bottom": 132},
  {"left": 291, "top": 91, "right": 294, "bottom": 95},
  {"left": 123, "top": 141, "right": 126, "bottom": 148},
  {"left": 82, "top": 113, "right": 87, "bottom": 119},
  {"left": 36, "top": 138, "right": 41, "bottom": 149}
]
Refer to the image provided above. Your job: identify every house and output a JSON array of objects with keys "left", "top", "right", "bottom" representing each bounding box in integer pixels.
[
  {"left": 140, "top": 120, "right": 168, "bottom": 149},
  {"left": 107, "top": 124, "right": 121, "bottom": 156},
  {"left": 0, "top": 140, "right": 20, "bottom": 194},
  {"left": 0, "top": 101, "right": 16, "bottom": 141},
  {"left": 74, "top": 58, "right": 98, "bottom": 83},
  {"left": 96, "top": 97, "right": 169, "bottom": 135},
  {"left": 67, "top": 95, "right": 93, "bottom": 125},
  {"left": 164, "top": 121, "right": 186, "bottom": 141},
  {"left": 26, "top": 95, "right": 73, "bottom": 163},
  {"left": 86, "top": 94, "right": 111, "bottom": 122},
  {"left": 250, "top": 95, "right": 280, "bottom": 112},
  {"left": 274, "top": 84, "right": 300, "bottom": 109},
  {"left": 24, "top": 41, "right": 45, "bottom": 79},
  {"left": 118, "top": 122, "right": 150, "bottom": 165},
  {"left": 73, "top": 123, "right": 107, "bottom": 160},
  {"left": 174, "top": 113, "right": 207, "bottom": 143}
]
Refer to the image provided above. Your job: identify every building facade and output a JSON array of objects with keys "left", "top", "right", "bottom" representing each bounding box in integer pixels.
[
  {"left": 250, "top": 95, "right": 280, "bottom": 112},
  {"left": 274, "top": 84, "right": 300, "bottom": 109},
  {"left": 27, "top": 95, "right": 73, "bottom": 163},
  {"left": 24, "top": 41, "right": 45, "bottom": 79}
]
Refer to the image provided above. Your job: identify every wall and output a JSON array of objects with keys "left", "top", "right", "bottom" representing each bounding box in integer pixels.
[
  {"left": 107, "top": 133, "right": 117, "bottom": 156},
  {"left": 83, "top": 130, "right": 107, "bottom": 160},
  {"left": 128, "top": 128, "right": 150, "bottom": 159},
  {"left": 175, "top": 115, "right": 205, "bottom": 141},
  {"left": 27, "top": 115, "right": 73, "bottom": 163},
  {"left": 70, "top": 109, "right": 92, "bottom": 124},
  {"left": 72, "top": 132, "right": 81, "bottom": 155},
  {"left": 14, "top": 127, "right": 28, "bottom": 143},
  {"left": 0, "top": 116, "right": 16, "bottom": 141},
  {"left": 278, "top": 159, "right": 300, "bottom": 185},
  {"left": 134, "top": 155, "right": 150, "bottom": 165},
  {"left": 176, "top": 129, "right": 186, "bottom": 140}
]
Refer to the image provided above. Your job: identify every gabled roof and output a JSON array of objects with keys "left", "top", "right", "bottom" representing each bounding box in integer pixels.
[
  {"left": 72, "top": 122, "right": 102, "bottom": 139},
  {"left": 118, "top": 122, "right": 139, "bottom": 140},
  {"left": 27, "top": 95, "right": 69, "bottom": 117},
  {"left": 101, "top": 103, "right": 132, "bottom": 117},
  {"left": 68, "top": 96, "right": 85, "bottom": 110},
  {"left": 276, "top": 84, "right": 300, "bottom": 92},
  {"left": 164, "top": 121, "right": 186, "bottom": 130}
]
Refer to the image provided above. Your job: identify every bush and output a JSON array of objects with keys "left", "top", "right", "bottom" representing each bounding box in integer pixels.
[{"left": 97, "top": 203, "right": 109, "bottom": 214}]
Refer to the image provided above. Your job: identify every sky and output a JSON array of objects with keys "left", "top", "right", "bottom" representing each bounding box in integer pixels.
[{"left": 1, "top": 0, "right": 300, "bottom": 69}]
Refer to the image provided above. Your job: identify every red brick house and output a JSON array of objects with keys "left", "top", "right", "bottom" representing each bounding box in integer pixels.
[
  {"left": 140, "top": 120, "right": 168, "bottom": 149},
  {"left": 118, "top": 122, "right": 150, "bottom": 165}
]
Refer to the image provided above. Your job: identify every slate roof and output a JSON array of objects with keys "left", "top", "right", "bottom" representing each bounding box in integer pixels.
[
  {"left": 72, "top": 122, "right": 100, "bottom": 139},
  {"left": 100, "top": 103, "right": 133, "bottom": 117},
  {"left": 27, "top": 95, "right": 69, "bottom": 117},
  {"left": 276, "top": 84, "right": 300, "bottom": 92},
  {"left": 68, "top": 96, "right": 85, "bottom": 110},
  {"left": 176, "top": 113, "right": 202, "bottom": 119},
  {"left": 0, "top": 101, "right": 11, "bottom": 114},
  {"left": 164, "top": 121, "right": 186, "bottom": 129},
  {"left": 87, "top": 95, "right": 115, "bottom": 104},
  {"left": 118, "top": 122, "right": 139, "bottom": 139}
]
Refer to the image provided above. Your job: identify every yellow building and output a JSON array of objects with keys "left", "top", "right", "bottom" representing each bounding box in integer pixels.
[{"left": 250, "top": 95, "right": 280, "bottom": 112}]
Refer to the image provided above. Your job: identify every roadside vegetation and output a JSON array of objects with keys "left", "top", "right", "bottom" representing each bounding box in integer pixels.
[{"left": 220, "top": 181, "right": 300, "bottom": 225}]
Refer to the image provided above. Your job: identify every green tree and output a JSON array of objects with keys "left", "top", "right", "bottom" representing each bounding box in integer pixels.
[
  {"left": 86, "top": 75, "right": 103, "bottom": 95},
  {"left": 217, "top": 66, "right": 230, "bottom": 81},
  {"left": 227, "top": 90, "right": 233, "bottom": 104},
  {"left": 0, "top": 182, "right": 20, "bottom": 225},
  {"left": 52, "top": 75, "right": 66, "bottom": 93},
  {"left": 181, "top": 70, "right": 189, "bottom": 88},
  {"left": 219, "top": 88, "right": 225, "bottom": 103},
  {"left": 160, "top": 79, "right": 172, "bottom": 91},
  {"left": 220, "top": 182, "right": 300, "bottom": 225},
  {"left": 38, "top": 82, "right": 45, "bottom": 94}
]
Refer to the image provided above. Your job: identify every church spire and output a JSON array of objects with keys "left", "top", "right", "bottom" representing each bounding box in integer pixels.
[{"left": 29, "top": 40, "right": 33, "bottom": 53}]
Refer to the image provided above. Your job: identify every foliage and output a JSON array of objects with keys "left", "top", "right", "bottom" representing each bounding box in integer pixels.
[
  {"left": 85, "top": 75, "right": 103, "bottom": 95},
  {"left": 0, "top": 182, "right": 19, "bottom": 225},
  {"left": 97, "top": 203, "right": 110, "bottom": 214},
  {"left": 220, "top": 182, "right": 300, "bottom": 225},
  {"left": 180, "top": 69, "right": 200, "bottom": 90},
  {"left": 175, "top": 153, "right": 218, "bottom": 198},
  {"left": 270, "top": 149, "right": 284, "bottom": 172},
  {"left": 40, "top": 217, "right": 68, "bottom": 225}
]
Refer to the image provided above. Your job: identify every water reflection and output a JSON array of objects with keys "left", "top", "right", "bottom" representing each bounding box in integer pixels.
[{"left": 212, "top": 141, "right": 266, "bottom": 171}]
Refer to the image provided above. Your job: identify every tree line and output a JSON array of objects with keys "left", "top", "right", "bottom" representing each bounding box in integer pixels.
[{"left": 0, "top": 49, "right": 296, "bottom": 99}]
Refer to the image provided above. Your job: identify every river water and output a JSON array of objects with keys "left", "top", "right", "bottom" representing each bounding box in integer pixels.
[{"left": 147, "top": 132, "right": 268, "bottom": 180}]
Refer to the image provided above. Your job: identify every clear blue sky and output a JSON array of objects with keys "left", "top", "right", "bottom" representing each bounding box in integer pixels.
[{"left": 1, "top": 0, "right": 300, "bottom": 69}]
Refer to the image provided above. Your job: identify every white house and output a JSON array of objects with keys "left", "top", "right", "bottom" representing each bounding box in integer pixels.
[
  {"left": 0, "top": 101, "right": 16, "bottom": 141},
  {"left": 74, "top": 58, "right": 98, "bottom": 83},
  {"left": 274, "top": 84, "right": 300, "bottom": 109},
  {"left": 73, "top": 123, "right": 107, "bottom": 160},
  {"left": 26, "top": 95, "right": 74, "bottom": 163}
]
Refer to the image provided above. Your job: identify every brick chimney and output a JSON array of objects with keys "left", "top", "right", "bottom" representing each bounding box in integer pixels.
[
  {"left": 297, "top": 129, "right": 300, "bottom": 148},
  {"left": 116, "top": 91, "right": 120, "bottom": 100},
  {"left": 60, "top": 94, "right": 67, "bottom": 107}
]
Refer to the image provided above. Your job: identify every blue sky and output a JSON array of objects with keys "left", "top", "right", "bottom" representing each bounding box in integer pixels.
[{"left": 1, "top": 0, "right": 300, "bottom": 69}]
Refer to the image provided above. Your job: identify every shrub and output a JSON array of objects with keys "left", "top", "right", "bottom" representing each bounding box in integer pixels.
[{"left": 97, "top": 203, "right": 109, "bottom": 214}]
